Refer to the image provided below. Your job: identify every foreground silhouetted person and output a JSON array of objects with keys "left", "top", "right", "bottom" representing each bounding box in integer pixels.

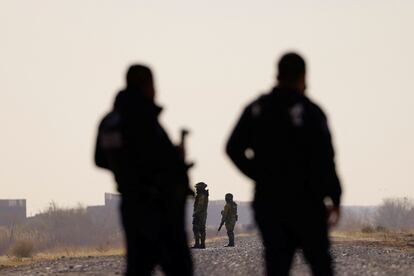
[
  {"left": 226, "top": 53, "right": 342, "bottom": 276},
  {"left": 95, "top": 65, "right": 192, "bottom": 276},
  {"left": 192, "top": 182, "right": 209, "bottom": 249},
  {"left": 218, "top": 193, "right": 238, "bottom": 247}
]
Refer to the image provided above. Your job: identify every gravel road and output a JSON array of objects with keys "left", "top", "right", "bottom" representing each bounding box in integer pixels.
[{"left": 1, "top": 235, "right": 414, "bottom": 276}]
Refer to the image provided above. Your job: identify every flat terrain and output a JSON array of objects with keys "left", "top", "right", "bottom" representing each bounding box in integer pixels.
[{"left": 1, "top": 235, "right": 414, "bottom": 275}]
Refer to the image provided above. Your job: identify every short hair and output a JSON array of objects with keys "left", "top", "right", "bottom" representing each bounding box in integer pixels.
[
  {"left": 126, "top": 64, "right": 153, "bottom": 87},
  {"left": 277, "top": 53, "right": 306, "bottom": 82}
]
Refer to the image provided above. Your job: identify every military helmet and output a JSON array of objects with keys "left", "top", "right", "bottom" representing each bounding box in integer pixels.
[
  {"left": 195, "top": 182, "right": 207, "bottom": 189},
  {"left": 225, "top": 193, "right": 233, "bottom": 201}
]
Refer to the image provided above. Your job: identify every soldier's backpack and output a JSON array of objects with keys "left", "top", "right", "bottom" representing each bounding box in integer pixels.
[{"left": 94, "top": 110, "right": 123, "bottom": 173}]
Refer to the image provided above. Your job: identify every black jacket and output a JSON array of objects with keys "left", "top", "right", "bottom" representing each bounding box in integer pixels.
[
  {"left": 226, "top": 87, "right": 341, "bottom": 208},
  {"left": 112, "top": 89, "right": 189, "bottom": 197}
]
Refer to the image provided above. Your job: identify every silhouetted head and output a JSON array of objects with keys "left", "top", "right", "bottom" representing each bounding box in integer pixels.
[
  {"left": 277, "top": 52, "right": 306, "bottom": 94},
  {"left": 126, "top": 64, "right": 155, "bottom": 100},
  {"left": 195, "top": 182, "right": 207, "bottom": 192},
  {"left": 225, "top": 193, "right": 233, "bottom": 203}
]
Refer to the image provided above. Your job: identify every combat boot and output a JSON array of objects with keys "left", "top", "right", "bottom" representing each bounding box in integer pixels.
[
  {"left": 200, "top": 237, "right": 206, "bottom": 249},
  {"left": 191, "top": 238, "right": 200, "bottom": 249},
  {"left": 225, "top": 232, "right": 235, "bottom": 247}
]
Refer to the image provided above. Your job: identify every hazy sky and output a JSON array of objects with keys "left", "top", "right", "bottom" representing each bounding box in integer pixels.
[{"left": 1, "top": 0, "right": 413, "bottom": 214}]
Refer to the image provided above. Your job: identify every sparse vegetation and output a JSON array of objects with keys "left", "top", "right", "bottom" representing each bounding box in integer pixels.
[
  {"left": 0, "top": 202, "right": 123, "bottom": 259},
  {"left": 1, "top": 197, "right": 414, "bottom": 269},
  {"left": 361, "top": 225, "right": 375, "bottom": 233},
  {"left": 375, "top": 225, "right": 387, "bottom": 232},
  {"left": 335, "top": 197, "right": 414, "bottom": 233},
  {"left": 375, "top": 198, "right": 414, "bottom": 230},
  {"left": 8, "top": 240, "right": 34, "bottom": 258}
]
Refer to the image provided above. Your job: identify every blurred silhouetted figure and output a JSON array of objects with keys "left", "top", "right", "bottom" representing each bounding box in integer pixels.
[
  {"left": 95, "top": 65, "right": 193, "bottom": 276},
  {"left": 191, "top": 182, "right": 209, "bottom": 249},
  {"left": 217, "top": 193, "right": 238, "bottom": 247},
  {"left": 226, "top": 53, "right": 342, "bottom": 276}
]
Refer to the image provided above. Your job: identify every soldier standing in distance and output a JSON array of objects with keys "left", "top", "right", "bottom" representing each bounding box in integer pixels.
[
  {"left": 95, "top": 65, "right": 193, "bottom": 276},
  {"left": 226, "top": 53, "right": 342, "bottom": 276},
  {"left": 218, "top": 193, "right": 238, "bottom": 247},
  {"left": 192, "top": 182, "right": 209, "bottom": 249}
]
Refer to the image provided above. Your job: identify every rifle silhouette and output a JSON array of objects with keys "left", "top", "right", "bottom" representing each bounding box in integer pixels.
[
  {"left": 180, "top": 128, "right": 195, "bottom": 196},
  {"left": 217, "top": 220, "right": 224, "bottom": 235},
  {"left": 180, "top": 128, "right": 194, "bottom": 169}
]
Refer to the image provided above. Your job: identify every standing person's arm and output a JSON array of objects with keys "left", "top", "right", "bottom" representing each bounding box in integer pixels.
[
  {"left": 233, "top": 203, "right": 238, "bottom": 221},
  {"left": 221, "top": 204, "right": 230, "bottom": 223},
  {"left": 311, "top": 107, "right": 342, "bottom": 225},
  {"left": 201, "top": 195, "right": 208, "bottom": 213},
  {"left": 218, "top": 205, "right": 228, "bottom": 232},
  {"left": 319, "top": 115, "right": 342, "bottom": 207},
  {"left": 321, "top": 119, "right": 342, "bottom": 226},
  {"left": 226, "top": 106, "right": 258, "bottom": 181}
]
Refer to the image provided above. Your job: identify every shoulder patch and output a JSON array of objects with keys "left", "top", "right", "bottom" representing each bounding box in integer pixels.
[
  {"left": 289, "top": 103, "right": 304, "bottom": 127},
  {"left": 250, "top": 93, "right": 271, "bottom": 117}
]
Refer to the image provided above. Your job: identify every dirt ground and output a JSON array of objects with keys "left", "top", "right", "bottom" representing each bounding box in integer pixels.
[{"left": 1, "top": 234, "right": 414, "bottom": 276}]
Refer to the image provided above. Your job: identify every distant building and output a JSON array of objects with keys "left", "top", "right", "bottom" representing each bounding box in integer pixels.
[
  {"left": 86, "top": 193, "right": 121, "bottom": 227},
  {"left": 105, "top": 193, "right": 120, "bottom": 208},
  {"left": 0, "top": 199, "right": 27, "bottom": 226}
]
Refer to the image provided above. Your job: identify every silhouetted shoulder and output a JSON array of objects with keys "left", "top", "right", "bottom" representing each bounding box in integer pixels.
[
  {"left": 306, "top": 98, "right": 326, "bottom": 118},
  {"left": 113, "top": 90, "right": 128, "bottom": 111},
  {"left": 243, "top": 92, "right": 274, "bottom": 118},
  {"left": 113, "top": 89, "right": 162, "bottom": 120},
  {"left": 304, "top": 98, "right": 330, "bottom": 129}
]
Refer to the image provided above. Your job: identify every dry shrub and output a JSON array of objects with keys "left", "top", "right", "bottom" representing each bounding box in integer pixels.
[
  {"left": 9, "top": 240, "right": 34, "bottom": 258},
  {"left": 361, "top": 225, "right": 375, "bottom": 233},
  {"left": 375, "top": 225, "right": 387, "bottom": 232},
  {"left": 376, "top": 198, "right": 414, "bottom": 230},
  {"left": 95, "top": 241, "right": 110, "bottom": 253},
  {"left": 0, "top": 227, "right": 11, "bottom": 254},
  {"left": 25, "top": 202, "right": 122, "bottom": 251},
  {"left": 0, "top": 202, "right": 123, "bottom": 256}
]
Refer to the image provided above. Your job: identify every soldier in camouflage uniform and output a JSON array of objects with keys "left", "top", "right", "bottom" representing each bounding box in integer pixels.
[
  {"left": 192, "top": 182, "right": 209, "bottom": 249},
  {"left": 219, "top": 193, "right": 238, "bottom": 247}
]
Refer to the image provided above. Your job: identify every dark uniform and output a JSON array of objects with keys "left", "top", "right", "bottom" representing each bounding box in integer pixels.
[
  {"left": 220, "top": 193, "right": 238, "bottom": 247},
  {"left": 192, "top": 182, "right": 209, "bottom": 249},
  {"left": 97, "top": 84, "right": 193, "bottom": 275},
  {"left": 226, "top": 86, "right": 341, "bottom": 275}
]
